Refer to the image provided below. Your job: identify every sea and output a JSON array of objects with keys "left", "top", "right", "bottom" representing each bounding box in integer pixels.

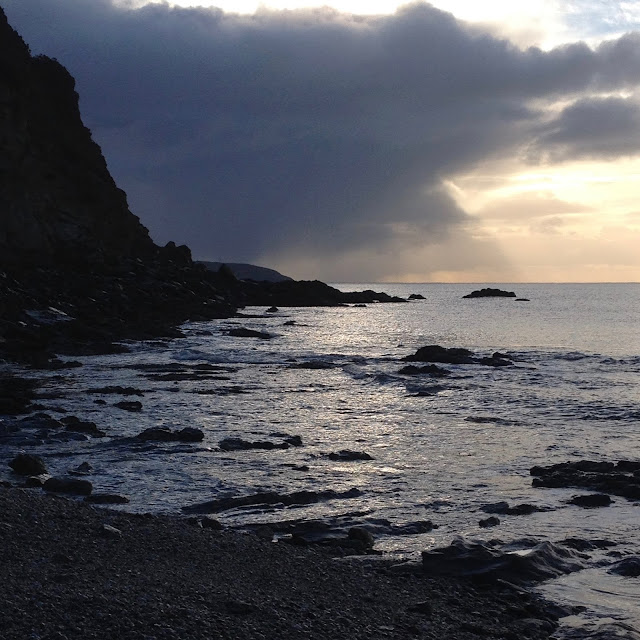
[{"left": 1, "top": 282, "right": 639, "bottom": 638}]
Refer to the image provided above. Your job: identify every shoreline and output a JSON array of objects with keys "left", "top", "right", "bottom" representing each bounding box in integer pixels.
[{"left": 0, "top": 486, "right": 562, "bottom": 640}]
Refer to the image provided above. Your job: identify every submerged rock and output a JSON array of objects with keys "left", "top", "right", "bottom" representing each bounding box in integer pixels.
[{"left": 114, "top": 401, "right": 143, "bottom": 412}]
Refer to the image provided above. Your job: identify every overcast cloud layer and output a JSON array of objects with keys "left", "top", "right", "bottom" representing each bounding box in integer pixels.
[{"left": 4, "top": 0, "right": 640, "bottom": 280}]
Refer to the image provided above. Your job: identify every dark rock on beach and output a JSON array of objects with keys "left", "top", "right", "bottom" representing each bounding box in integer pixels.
[
  {"left": 9, "top": 453, "right": 47, "bottom": 475},
  {"left": 43, "top": 477, "right": 93, "bottom": 495},
  {"left": 422, "top": 538, "right": 585, "bottom": 584},
  {"left": 463, "top": 288, "right": 517, "bottom": 299}
]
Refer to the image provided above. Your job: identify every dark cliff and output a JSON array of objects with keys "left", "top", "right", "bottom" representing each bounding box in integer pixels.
[
  {"left": 0, "top": 6, "right": 244, "bottom": 364},
  {"left": 0, "top": 8, "right": 154, "bottom": 266}
]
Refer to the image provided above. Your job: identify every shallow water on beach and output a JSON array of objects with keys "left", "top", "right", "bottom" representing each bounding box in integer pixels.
[{"left": 2, "top": 282, "right": 639, "bottom": 637}]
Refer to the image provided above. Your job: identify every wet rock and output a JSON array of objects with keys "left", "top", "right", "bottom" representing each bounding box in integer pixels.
[
  {"left": 265, "top": 306, "right": 279, "bottom": 313},
  {"left": 531, "top": 460, "right": 640, "bottom": 501},
  {"left": 219, "top": 437, "right": 290, "bottom": 452},
  {"left": 9, "top": 453, "right": 47, "bottom": 475},
  {"left": 609, "top": 557, "right": 640, "bottom": 577},
  {"left": 569, "top": 494, "right": 612, "bottom": 508},
  {"left": 227, "top": 327, "right": 272, "bottom": 339},
  {"left": 408, "top": 293, "right": 426, "bottom": 300},
  {"left": 478, "top": 352, "right": 514, "bottom": 367},
  {"left": 289, "top": 360, "right": 335, "bottom": 370},
  {"left": 0, "top": 376, "right": 37, "bottom": 414},
  {"left": 85, "top": 494, "right": 130, "bottom": 505},
  {"left": 136, "top": 427, "right": 204, "bottom": 443},
  {"left": 114, "top": 401, "right": 143, "bottom": 412},
  {"left": 404, "top": 345, "right": 475, "bottom": 365},
  {"left": 88, "top": 386, "right": 144, "bottom": 396},
  {"left": 479, "top": 516, "right": 500, "bottom": 528},
  {"left": 327, "top": 450, "right": 374, "bottom": 461},
  {"left": 561, "top": 538, "right": 617, "bottom": 552},
  {"left": 69, "top": 462, "right": 93, "bottom": 476},
  {"left": 348, "top": 526, "right": 375, "bottom": 550},
  {"left": 481, "top": 502, "right": 549, "bottom": 516},
  {"left": 398, "top": 364, "right": 450, "bottom": 377},
  {"left": 421, "top": 538, "right": 585, "bottom": 583},
  {"left": 60, "top": 416, "right": 106, "bottom": 437},
  {"left": 463, "top": 288, "right": 516, "bottom": 299},
  {"left": 43, "top": 477, "right": 92, "bottom": 495},
  {"left": 183, "top": 487, "right": 363, "bottom": 514}
]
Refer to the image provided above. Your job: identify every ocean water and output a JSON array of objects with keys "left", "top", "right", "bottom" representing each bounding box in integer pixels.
[{"left": 2, "top": 282, "right": 639, "bottom": 636}]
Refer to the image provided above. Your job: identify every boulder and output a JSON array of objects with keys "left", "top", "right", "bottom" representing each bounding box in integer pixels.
[
  {"left": 404, "top": 345, "right": 475, "bottom": 365},
  {"left": 9, "top": 453, "right": 47, "bottom": 475},
  {"left": 43, "top": 477, "right": 92, "bottom": 495},
  {"left": 422, "top": 538, "right": 585, "bottom": 583}
]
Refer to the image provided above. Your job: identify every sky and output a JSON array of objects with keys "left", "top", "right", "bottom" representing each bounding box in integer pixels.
[{"left": 3, "top": 0, "right": 640, "bottom": 282}]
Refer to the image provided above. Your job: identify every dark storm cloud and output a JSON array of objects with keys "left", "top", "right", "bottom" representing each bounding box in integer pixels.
[
  {"left": 530, "top": 96, "right": 640, "bottom": 162},
  {"left": 4, "top": 0, "right": 640, "bottom": 276}
]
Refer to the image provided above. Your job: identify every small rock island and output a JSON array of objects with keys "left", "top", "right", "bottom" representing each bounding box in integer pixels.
[{"left": 463, "top": 287, "right": 516, "bottom": 299}]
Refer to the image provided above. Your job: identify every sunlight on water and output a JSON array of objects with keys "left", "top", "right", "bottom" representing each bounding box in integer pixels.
[{"left": 1, "top": 283, "right": 639, "bottom": 634}]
